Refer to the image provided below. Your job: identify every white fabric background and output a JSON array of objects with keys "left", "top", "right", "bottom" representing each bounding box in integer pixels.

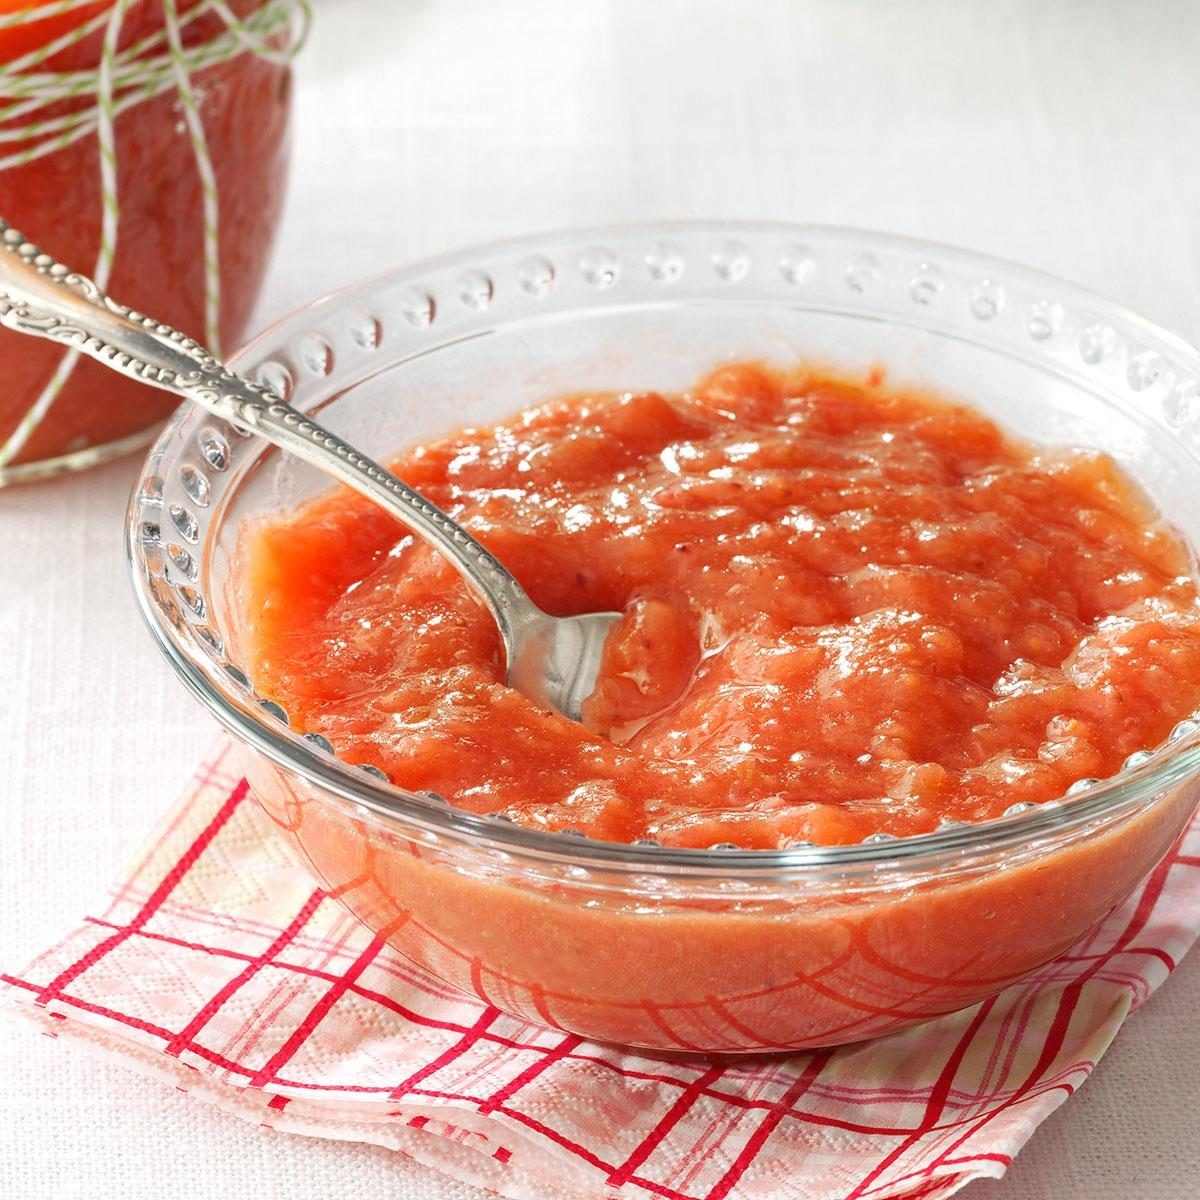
[{"left": 3, "top": 0, "right": 1200, "bottom": 1196}]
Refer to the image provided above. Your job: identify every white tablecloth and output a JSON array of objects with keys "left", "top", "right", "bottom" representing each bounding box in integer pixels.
[{"left": 3, "top": 1, "right": 1199, "bottom": 1196}]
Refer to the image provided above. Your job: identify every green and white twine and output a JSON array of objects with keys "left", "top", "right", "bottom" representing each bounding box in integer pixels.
[{"left": 0, "top": 0, "right": 309, "bottom": 468}]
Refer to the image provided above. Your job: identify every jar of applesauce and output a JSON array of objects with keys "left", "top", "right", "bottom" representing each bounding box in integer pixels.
[{"left": 0, "top": 0, "right": 307, "bottom": 484}]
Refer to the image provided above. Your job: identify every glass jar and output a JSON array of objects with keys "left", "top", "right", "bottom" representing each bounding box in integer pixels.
[{"left": 0, "top": 0, "right": 305, "bottom": 484}]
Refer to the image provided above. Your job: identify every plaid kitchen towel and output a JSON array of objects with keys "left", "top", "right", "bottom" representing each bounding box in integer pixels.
[{"left": 5, "top": 736, "right": 1200, "bottom": 1200}]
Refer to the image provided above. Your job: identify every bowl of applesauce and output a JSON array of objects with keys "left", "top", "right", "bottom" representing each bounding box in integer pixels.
[{"left": 127, "top": 223, "right": 1200, "bottom": 1053}]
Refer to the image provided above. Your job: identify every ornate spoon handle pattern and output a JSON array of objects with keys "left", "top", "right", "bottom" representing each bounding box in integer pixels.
[{"left": 0, "top": 219, "right": 537, "bottom": 649}]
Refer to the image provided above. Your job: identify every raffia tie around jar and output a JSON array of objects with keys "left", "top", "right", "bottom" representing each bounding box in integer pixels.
[{"left": 0, "top": 0, "right": 309, "bottom": 480}]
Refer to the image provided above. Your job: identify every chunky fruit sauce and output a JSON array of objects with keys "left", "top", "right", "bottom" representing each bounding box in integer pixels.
[{"left": 238, "top": 364, "right": 1200, "bottom": 848}]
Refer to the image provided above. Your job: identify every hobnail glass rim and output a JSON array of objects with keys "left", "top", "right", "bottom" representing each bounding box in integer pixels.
[{"left": 125, "top": 219, "right": 1200, "bottom": 877}]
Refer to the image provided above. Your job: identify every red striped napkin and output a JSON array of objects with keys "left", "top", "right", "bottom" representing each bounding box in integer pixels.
[{"left": 5, "top": 737, "right": 1200, "bottom": 1200}]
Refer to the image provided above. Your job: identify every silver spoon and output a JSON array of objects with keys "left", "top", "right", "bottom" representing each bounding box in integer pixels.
[{"left": 0, "top": 220, "right": 621, "bottom": 721}]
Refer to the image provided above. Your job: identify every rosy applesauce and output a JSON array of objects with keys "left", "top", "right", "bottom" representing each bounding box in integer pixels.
[
  {"left": 238, "top": 364, "right": 1200, "bottom": 847},
  {"left": 230, "top": 362, "right": 1200, "bottom": 1050},
  {"left": 0, "top": 0, "right": 292, "bottom": 471}
]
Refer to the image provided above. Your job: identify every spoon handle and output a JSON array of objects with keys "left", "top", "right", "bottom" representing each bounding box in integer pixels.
[{"left": 0, "top": 220, "right": 532, "bottom": 640}]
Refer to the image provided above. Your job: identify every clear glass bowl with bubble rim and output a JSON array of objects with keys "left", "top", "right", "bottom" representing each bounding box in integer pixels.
[{"left": 128, "top": 222, "right": 1200, "bottom": 1054}]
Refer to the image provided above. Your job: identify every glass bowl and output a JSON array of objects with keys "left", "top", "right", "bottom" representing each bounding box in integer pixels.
[{"left": 127, "top": 223, "right": 1200, "bottom": 1054}]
